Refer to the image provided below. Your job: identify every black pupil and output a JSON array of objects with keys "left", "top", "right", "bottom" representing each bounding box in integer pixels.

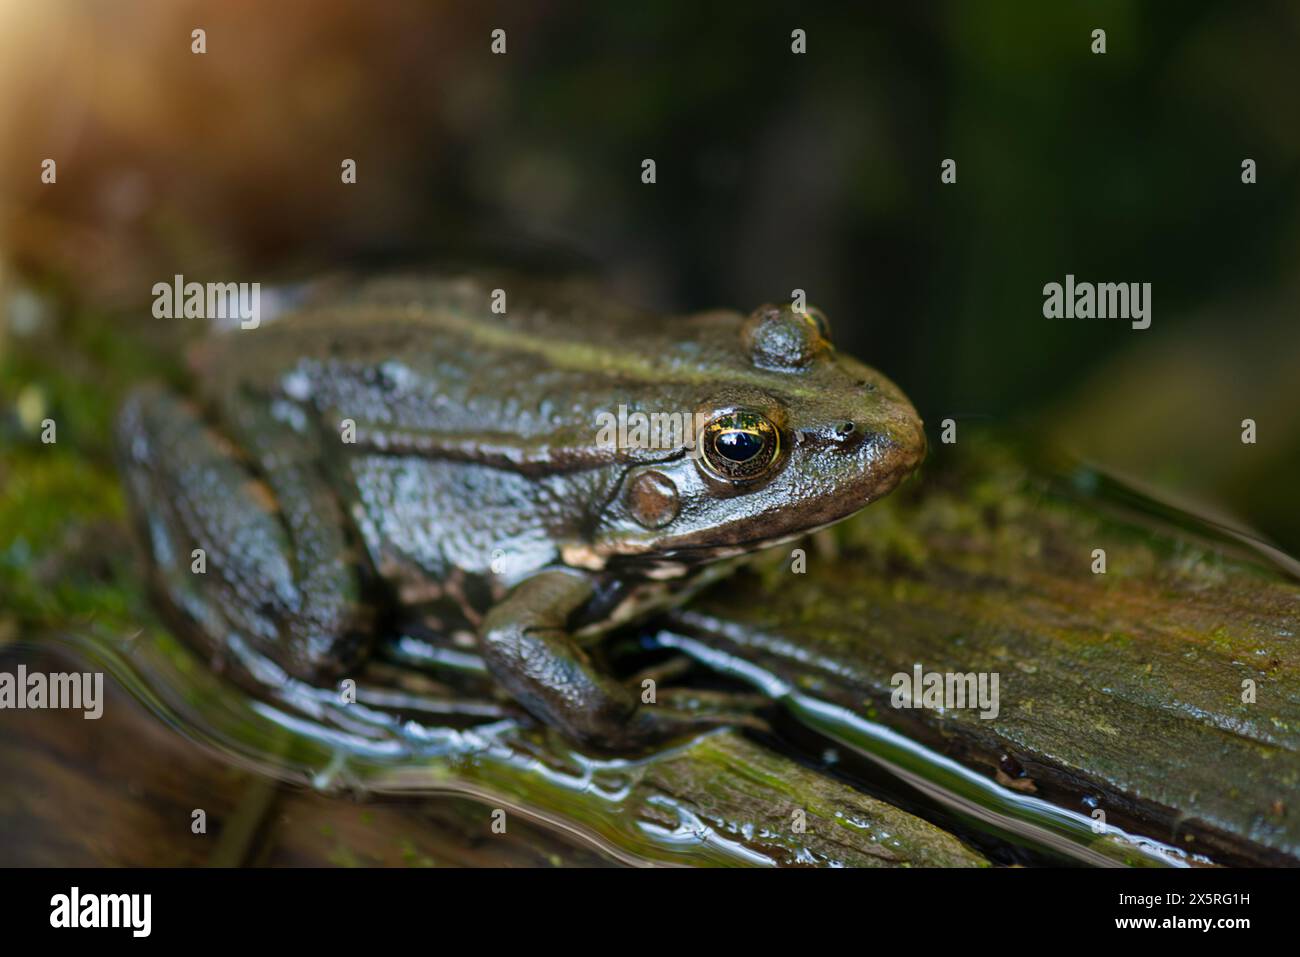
[{"left": 715, "top": 429, "right": 763, "bottom": 462}]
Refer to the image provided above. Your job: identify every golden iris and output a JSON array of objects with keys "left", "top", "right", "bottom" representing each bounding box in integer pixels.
[{"left": 699, "top": 411, "right": 780, "bottom": 481}]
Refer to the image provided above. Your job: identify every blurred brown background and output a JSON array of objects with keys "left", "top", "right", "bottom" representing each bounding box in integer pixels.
[{"left": 1, "top": 0, "right": 1298, "bottom": 548}]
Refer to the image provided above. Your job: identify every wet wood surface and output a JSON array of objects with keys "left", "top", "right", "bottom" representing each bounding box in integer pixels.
[
  {"left": 0, "top": 643, "right": 987, "bottom": 868},
  {"left": 0, "top": 650, "right": 611, "bottom": 867},
  {"left": 663, "top": 439, "right": 1300, "bottom": 866}
]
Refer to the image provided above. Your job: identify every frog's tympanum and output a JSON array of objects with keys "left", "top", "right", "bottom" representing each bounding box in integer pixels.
[{"left": 117, "top": 275, "right": 926, "bottom": 751}]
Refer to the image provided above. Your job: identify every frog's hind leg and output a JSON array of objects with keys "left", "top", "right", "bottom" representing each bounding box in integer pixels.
[{"left": 116, "top": 387, "right": 373, "bottom": 683}]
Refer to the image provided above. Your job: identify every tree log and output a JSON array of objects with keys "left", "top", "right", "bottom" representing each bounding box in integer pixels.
[{"left": 660, "top": 435, "right": 1300, "bottom": 866}]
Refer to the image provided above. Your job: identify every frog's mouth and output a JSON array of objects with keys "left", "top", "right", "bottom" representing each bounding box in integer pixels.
[
  {"left": 570, "top": 529, "right": 808, "bottom": 578},
  {"left": 606, "top": 483, "right": 899, "bottom": 574},
  {"left": 595, "top": 517, "right": 845, "bottom": 581},
  {"left": 645, "top": 516, "right": 850, "bottom": 568}
]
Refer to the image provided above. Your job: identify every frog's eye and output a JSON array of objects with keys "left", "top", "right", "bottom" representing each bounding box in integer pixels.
[{"left": 698, "top": 411, "right": 781, "bottom": 482}]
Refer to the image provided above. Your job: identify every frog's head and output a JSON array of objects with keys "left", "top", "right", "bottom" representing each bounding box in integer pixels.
[{"left": 584, "top": 303, "right": 926, "bottom": 576}]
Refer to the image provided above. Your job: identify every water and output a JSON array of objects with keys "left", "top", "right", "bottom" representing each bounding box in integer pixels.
[{"left": 11, "top": 606, "right": 1195, "bottom": 868}]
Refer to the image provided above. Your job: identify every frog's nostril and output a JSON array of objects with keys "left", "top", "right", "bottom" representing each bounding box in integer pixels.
[{"left": 835, "top": 421, "right": 856, "bottom": 439}]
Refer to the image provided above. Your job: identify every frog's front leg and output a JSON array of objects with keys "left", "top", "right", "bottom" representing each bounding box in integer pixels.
[
  {"left": 480, "top": 569, "right": 756, "bottom": 751},
  {"left": 117, "top": 387, "right": 372, "bottom": 681}
]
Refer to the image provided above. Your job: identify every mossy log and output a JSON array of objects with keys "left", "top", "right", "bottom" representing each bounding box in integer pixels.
[{"left": 661, "top": 435, "right": 1300, "bottom": 866}]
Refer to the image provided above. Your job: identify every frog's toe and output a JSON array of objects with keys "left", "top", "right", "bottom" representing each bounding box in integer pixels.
[
  {"left": 614, "top": 693, "right": 772, "bottom": 750},
  {"left": 651, "top": 687, "right": 770, "bottom": 715}
]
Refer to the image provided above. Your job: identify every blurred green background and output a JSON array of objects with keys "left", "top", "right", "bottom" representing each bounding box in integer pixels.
[{"left": 2, "top": 0, "right": 1298, "bottom": 547}]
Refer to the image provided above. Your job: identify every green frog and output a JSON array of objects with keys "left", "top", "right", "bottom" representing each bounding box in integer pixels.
[{"left": 117, "top": 273, "right": 926, "bottom": 751}]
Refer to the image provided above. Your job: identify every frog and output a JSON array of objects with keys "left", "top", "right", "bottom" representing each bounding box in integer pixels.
[{"left": 116, "top": 273, "right": 926, "bottom": 752}]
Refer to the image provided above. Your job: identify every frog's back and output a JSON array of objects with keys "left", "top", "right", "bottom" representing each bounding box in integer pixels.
[{"left": 197, "top": 273, "right": 756, "bottom": 453}]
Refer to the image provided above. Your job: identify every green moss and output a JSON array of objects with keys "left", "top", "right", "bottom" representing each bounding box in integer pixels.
[{"left": 0, "top": 449, "right": 134, "bottom": 623}]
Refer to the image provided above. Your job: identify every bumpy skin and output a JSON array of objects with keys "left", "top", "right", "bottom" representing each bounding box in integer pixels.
[{"left": 117, "top": 274, "right": 926, "bottom": 751}]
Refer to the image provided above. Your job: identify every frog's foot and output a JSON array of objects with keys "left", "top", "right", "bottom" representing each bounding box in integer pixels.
[
  {"left": 116, "top": 387, "right": 372, "bottom": 683},
  {"left": 617, "top": 687, "right": 771, "bottom": 749},
  {"left": 480, "top": 569, "right": 770, "bottom": 753}
]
